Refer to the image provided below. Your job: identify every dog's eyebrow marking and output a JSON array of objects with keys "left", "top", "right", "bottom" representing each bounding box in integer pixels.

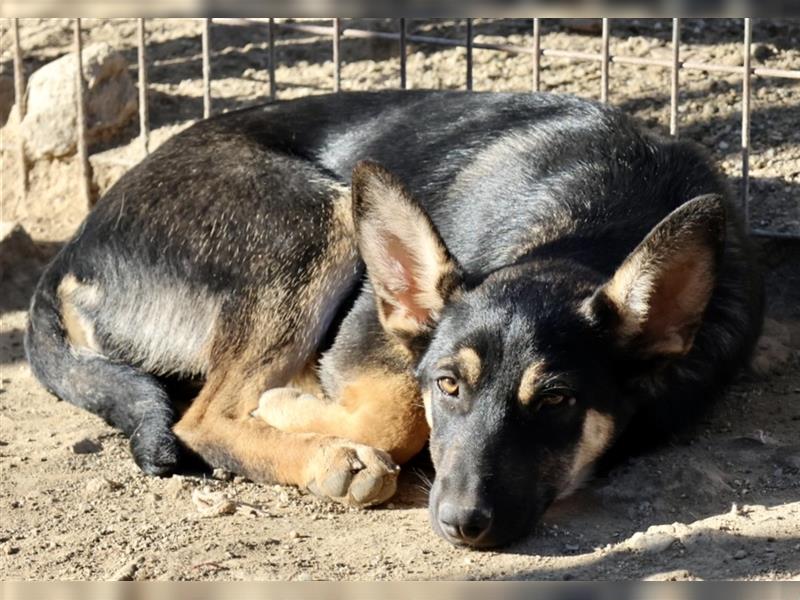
[
  {"left": 456, "top": 347, "right": 482, "bottom": 387},
  {"left": 558, "top": 408, "right": 615, "bottom": 499},
  {"left": 518, "top": 360, "right": 546, "bottom": 405},
  {"left": 434, "top": 347, "right": 482, "bottom": 387}
]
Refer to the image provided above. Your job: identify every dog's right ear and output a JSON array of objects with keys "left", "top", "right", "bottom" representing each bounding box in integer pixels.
[
  {"left": 352, "top": 160, "right": 464, "bottom": 347},
  {"left": 583, "top": 194, "right": 726, "bottom": 359}
]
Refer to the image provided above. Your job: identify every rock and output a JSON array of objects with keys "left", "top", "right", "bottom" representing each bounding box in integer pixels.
[
  {"left": 751, "top": 333, "right": 792, "bottom": 376},
  {"left": 212, "top": 468, "right": 234, "bottom": 482},
  {"left": 109, "top": 560, "right": 139, "bottom": 581},
  {"left": 644, "top": 569, "right": 696, "bottom": 581},
  {"left": 733, "top": 549, "right": 748, "bottom": 560},
  {"left": 0, "top": 221, "right": 48, "bottom": 312},
  {"left": 20, "top": 42, "right": 137, "bottom": 161},
  {"left": 5, "top": 545, "right": 20, "bottom": 555},
  {"left": 164, "top": 475, "right": 191, "bottom": 499},
  {"left": 624, "top": 525, "right": 682, "bottom": 553},
  {"left": 0, "top": 75, "right": 14, "bottom": 127},
  {"left": 191, "top": 487, "right": 237, "bottom": 517},
  {"left": 85, "top": 477, "right": 123, "bottom": 495},
  {"left": 70, "top": 437, "right": 102, "bottom": 454},
  {"left": 0, "top": 221, "right": 41, "bottom": 279},
  {"left": 753, "top": 44, "right": 774, "bottom": 63}
]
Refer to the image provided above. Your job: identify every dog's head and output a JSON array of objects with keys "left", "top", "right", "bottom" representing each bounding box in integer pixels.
[{"left": 352, "top": 161, "right": 726, "bottom": 548}]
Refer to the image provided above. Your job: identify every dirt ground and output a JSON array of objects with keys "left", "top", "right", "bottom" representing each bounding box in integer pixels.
[{"left": 0, "top": 18, "right": 799, "bottom": 581}]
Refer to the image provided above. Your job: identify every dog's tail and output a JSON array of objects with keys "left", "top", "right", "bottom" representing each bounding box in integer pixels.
[{"left": 25, "top": 256, "right": 181, "bottom": 475}]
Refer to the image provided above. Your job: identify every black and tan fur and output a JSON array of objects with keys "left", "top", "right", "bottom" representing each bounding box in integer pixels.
[{"left": 26, "top": 91, "right": 762, "bottom": 547}]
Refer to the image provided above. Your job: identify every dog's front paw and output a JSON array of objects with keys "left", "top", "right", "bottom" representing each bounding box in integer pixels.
[
  {"left": 130, "top": 423, "right": 181, "bottom": 476},
  {"left": 304, "top": 440, "right": 399, "bottom": 508}
]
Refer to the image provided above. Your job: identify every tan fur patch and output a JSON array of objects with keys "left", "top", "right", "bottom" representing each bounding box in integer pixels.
[
  {"left": 252, "top": 370, "right": 428, "bottom": 465},
  {"left": 422, "top": 388, "right": 433, "bottom": 427},
  {"left": 58, "top": 274, "right": 101, "bottom": 352},
  {"left": 558, "top": 409, "right": 615, "bottom": 498},
  {"left": 517, "top": 360, "right": 546, "bottom": 406},
  {"left": 456, "top": 347, "right": 482, "bottom": 387}
]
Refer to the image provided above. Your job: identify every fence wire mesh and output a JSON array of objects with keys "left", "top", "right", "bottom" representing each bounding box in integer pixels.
[{"left": 8, "top": 17, "right": 800, "bottom": 239}]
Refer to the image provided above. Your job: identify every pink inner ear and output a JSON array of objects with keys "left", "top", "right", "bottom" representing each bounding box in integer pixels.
[
  {"left": 642, "top": 253, "right": 714, "bottom": 354},
  {"left": 385, "top": 235, "right": 431, "bottom": 325}
]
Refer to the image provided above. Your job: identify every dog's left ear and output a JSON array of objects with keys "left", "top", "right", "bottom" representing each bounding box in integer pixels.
[
  {"left": 584, "top": 194, "right": 726, "bottom": 358},
  {"left": 352, "top": 160, "right": 464, "bottom": 346}
]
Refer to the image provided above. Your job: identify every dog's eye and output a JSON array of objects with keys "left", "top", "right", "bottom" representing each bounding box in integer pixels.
[
  {"left": 437, "top": 376, "right": 460, "bottom": 397},
  {"left": 538, "top": 392, "right": 576, "bottom": 408}
]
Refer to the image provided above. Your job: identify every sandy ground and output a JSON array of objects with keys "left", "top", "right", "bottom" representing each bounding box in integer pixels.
[{"left": 0, "top": 18, "right": 799, "bottom": 581}]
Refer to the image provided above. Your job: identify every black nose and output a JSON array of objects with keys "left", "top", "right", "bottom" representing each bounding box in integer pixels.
[{"left": 438, "top": 502, "right": 493, "bottom": 544}]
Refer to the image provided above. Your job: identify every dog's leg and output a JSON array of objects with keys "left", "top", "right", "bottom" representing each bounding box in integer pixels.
[
  {"left": 254, "top": 368, "right": 429, "bottom": 465},
  {"left": 253, "top": 290, "right": 430, "bottom": 465},
  {"left": 173, "top": 370, "right": 399, "bottom": 507},
  {"left": 26, "top": 271, "right": 181, "bottom": 476}
]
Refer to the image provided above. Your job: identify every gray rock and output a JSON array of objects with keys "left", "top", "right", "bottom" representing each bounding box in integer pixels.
[
  {"left": 753, "top": 44, "right": 774, "bottom": 63},
  {"left": 20, "top": 42, "right": 137, "bottom": 161},
  {"left": 0, "top": 221, "right": 46, "bottom": 312},
  {"left": 70, "top": 437, "right": 102, "bottom": 455}
]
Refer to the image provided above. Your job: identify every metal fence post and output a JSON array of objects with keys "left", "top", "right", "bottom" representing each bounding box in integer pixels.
[
  {"left": 269, "top": 18, "right": 276, "bottom": 100},
  {"left": 400, "top": 18, "right": 407, "bottom": 89},
  {"left": 670, "top": 18, "right": 681, "bottom": 137},
  {"left": 532, "top": 18, "right": 541, "bottom": 93},
  {"left": 600, "top": 18, "right": 610, "bottom": 103},
  {"left": 741, "top": 18, "right": 752, "bottom": 232},
  {"left": 202, "top": 18, "right": 211, "bottom": 118},
  {"left": 137, "top": 18, "right": 150, "bottom": 154},
  {"left": 73, "top": 18, "right": 92, "bottom": 208},
  {"left": 466, "top": 18, "right": 474, "bottom": 91},
  {"left": 333, "top": 18, "right": 341, "bottom": 92},
  {"left": 12, "top": 18, "right": 28, "bottom": 201}
]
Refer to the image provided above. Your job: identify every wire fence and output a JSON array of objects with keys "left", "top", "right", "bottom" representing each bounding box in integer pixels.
[{"left": 9, "top": 17, "right": 800, "bottom": 239}]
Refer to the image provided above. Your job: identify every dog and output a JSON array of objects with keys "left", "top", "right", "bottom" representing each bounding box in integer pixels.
[{"left": 26, "top": 91, "right": 763, "bottom": 548}]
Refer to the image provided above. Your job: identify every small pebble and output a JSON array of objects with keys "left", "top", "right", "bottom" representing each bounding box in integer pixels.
[
  {"left": 110, "top": 560, "right": 139, "bottom": 581},
  {"left": 70, "top": 438, "right": 102, "bottom": 455},
  {"left": 212, "top": 468, "right": 233, "bottom": 481},
  {"left": 5, "top": 546, "right": 20, "bottom": 555},
  {"left": 85, "top": 477, "right": 123, "bottom": 495},
  {"left": 733, "top": 549, "right": 748, "bottom": 560}
]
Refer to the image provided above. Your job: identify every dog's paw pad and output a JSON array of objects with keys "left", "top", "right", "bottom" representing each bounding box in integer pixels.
[{"left": 306, "top": 442, "right": 399, "bottom": 508}]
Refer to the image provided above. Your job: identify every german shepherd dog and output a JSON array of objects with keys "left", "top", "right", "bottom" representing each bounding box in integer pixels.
[{"left": 26, "top": 91, "right": 763, "bottom": 548}]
